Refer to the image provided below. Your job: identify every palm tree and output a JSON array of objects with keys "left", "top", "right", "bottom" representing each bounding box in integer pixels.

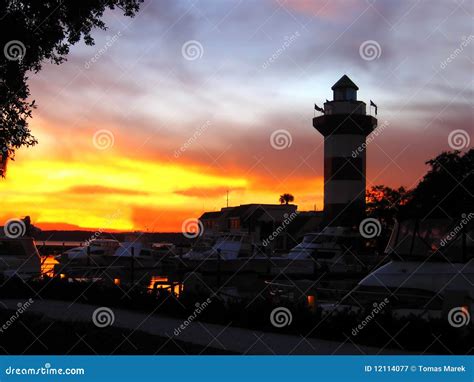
[{"left": 279, "top": 193, "right": 294, "bottom": 205}]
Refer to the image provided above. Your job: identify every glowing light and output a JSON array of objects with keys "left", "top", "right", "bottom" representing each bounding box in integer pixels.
[{"left": 148, "top": 276, "right": 182, "bottom": 296}]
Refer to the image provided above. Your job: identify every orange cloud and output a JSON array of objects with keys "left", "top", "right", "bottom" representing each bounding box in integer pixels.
[
  {"left": 131, "top": 206, "right": 203, "bottom": 232},
  {"left": 174, "top": 186, "right": 245, "bottom": 198},
  {"left": 67, "top": 185, "right": 149, "bottom": 196}
]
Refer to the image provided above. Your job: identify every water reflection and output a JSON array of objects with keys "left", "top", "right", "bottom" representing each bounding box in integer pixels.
[
  {"left": 148, "top": 276, "right": 182, "bottom": 296},
  {"left": 41, "top": 255, "right": 58, "bottom": 277}
]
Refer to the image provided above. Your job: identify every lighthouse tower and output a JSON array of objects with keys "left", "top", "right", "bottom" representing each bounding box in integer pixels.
[{"left": 313, "top": 75, "right": 377, "bottom": 227}]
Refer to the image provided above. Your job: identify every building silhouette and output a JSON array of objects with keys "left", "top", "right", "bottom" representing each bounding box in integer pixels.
[{"left": 199, "top": 204, "right": 322, "bottom": 252}]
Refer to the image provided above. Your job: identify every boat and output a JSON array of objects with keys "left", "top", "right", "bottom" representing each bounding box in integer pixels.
[
  {"left": 181, "top": 233, "right": 270, "bottom": 274},
  {"left": 183, "top": 233, "right": 256, "bottom": 261},
  {"left": 152, "top": 242, "right": 177, "bottom": 257},
  {"left": 286, "top": 227, "right": 381, "bottom": 276},
  {"left": 0, "top": 236, "right": 42, "bottom": 280},
  {"left": 55, "top": 239, "right": 121, "bottom": 265},
  {"left": 324, "top": 218, "right": 474, "bottom": 319},
  {"left": 182, "top": 236, "right": 216, "bottom": 260},
  {"left": 113, "top": 241, "right": 179, "bottom": 269},
  {"left": 54, "top": 237, "right": 181, "bottom": 281}
]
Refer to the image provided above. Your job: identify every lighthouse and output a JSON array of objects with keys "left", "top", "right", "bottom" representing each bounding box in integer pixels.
[{"left": 313, "top": 75, "right": 377, "bottom": 227}]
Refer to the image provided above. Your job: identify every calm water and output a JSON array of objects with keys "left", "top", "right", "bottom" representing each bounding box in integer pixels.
[
  {"left": 41, "top": 255, "right": 59, "bottom": 277},
  {"left": 42, "top": 255, "right": 182, "bottom": 295}
]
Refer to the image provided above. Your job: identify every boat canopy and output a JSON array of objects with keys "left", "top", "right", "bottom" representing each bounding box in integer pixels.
[{"left": 385, "top": 218, "right": 474, "bottom": 262}]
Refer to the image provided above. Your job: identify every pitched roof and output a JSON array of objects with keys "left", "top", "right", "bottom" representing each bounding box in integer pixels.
[
  {"left": 199, "top": 211, "right": 223, "bottom": 219},
  {"left": 331, "top": 75, "right": 359, "bottom": 90}
]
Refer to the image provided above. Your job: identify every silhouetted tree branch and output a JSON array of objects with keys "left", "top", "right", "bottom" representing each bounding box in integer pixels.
[{"left": 0, "top": 0, "right": 143, "bottom": 176}]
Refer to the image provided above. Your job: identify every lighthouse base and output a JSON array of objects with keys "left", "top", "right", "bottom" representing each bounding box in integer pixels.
[{"left": 323, "top": 200, "right": 365, "bottom": 228}]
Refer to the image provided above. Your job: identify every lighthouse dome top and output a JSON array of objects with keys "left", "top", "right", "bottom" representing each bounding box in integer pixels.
[
  {"left": 331, "top": 75, "right": 359, "bottom": 90},
  {"left": 331, "top": 75, "right": 358, "bottom": 101}
]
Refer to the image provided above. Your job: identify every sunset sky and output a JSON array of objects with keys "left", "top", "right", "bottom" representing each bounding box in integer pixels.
[{"left": 1, "top": 0, "right": 472, "bottom": 232}]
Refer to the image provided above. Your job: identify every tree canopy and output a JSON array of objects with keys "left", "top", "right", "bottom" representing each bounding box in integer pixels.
[
  {"left": 366, "top": 185, "right": 409, "bottom": 226},
  {"left": 279, "top": 193, "right": 295, "bottom": 205},
  {"left": 403, "top": 149, "right": 473, "bottom": 218},
  {"left": 368, "top": 149, "right": 473, "bottom": 222},
  {"left": 0, "top": 0, "right": 143, "bottom": 174}
]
